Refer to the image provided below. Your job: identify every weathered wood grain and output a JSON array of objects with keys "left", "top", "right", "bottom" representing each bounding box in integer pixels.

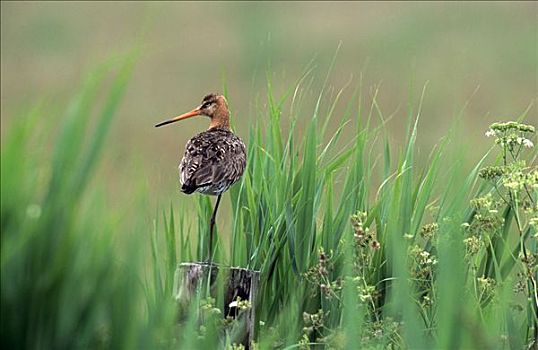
[{"left": 174, "top": 262, "right": 260, "bottom": 347}]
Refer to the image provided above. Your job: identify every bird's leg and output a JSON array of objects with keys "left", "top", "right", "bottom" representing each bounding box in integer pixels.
[{"left": 208, "top": 194, "right": 222, "bottom": 265}]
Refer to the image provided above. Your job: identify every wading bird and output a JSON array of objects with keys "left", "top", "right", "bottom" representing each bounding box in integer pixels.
[{"left": 155, "top": 93, "right": 246, "bottom": 263}]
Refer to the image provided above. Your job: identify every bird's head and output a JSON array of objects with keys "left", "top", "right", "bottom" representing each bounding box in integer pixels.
[{"left": 155, "top": 93, "right": 230, "bottom": 130}]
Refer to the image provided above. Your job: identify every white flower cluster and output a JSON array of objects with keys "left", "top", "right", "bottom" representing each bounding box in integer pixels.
[
  {"left": 495, "top": 136, "right": 534, "bottom": 148},
  {"left": 517, "top": 137, "right": 534, "bottom": 148},
  {"left": 486, "top": 122, "right": 535, "bottom": 148},
  {"left": 416, "top": 248, "right": 438, "bottom": 265},
  {"left": 485, "top": 129, "right": 496, "bottom": 138}
]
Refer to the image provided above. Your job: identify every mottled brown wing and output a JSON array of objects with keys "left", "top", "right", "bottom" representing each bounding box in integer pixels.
[{"left": 179, "top": 128, "right": 246, "bottom": 195}]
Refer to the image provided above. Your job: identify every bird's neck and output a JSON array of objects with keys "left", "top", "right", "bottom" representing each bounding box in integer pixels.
[{"left": 209, "top": 110, "right": 230, "bottom": 130}]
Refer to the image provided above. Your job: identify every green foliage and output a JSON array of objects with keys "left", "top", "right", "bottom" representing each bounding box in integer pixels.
[
  {"left": 2, "top": 59, "right": 536, "bottom": 349},
  {"left": 0, "top": 54, "right": 175, "bottom": 349}
]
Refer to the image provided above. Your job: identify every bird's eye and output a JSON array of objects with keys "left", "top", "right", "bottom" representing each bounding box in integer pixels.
[{"left": 201, "top": 102, "right": 212, "bottom": 109}]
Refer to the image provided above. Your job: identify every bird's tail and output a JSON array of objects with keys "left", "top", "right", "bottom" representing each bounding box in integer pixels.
[{"left": 180, "top": 181, "right": 212, "bottom": 194}]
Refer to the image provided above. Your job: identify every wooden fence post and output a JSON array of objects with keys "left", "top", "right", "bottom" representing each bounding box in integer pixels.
[{"left": 173, "top": 262, "right": 260, "bottom": 347}]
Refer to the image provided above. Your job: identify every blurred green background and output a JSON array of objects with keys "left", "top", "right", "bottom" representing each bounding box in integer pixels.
[{"left": 1, "top": 1, "right": 536, "bottom": 207}]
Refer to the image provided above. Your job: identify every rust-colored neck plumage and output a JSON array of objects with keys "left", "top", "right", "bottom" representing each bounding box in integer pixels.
[
  {"left": 201, "top": 94, "right": 230, "bottom": 130},
  {"left": 209, "top": 107, "right": 230, "bottom": 130}
]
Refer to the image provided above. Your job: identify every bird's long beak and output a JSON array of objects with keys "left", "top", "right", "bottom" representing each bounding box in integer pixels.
[{"left": 155, "top": 107, "right": 202, "bottom": 128}]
